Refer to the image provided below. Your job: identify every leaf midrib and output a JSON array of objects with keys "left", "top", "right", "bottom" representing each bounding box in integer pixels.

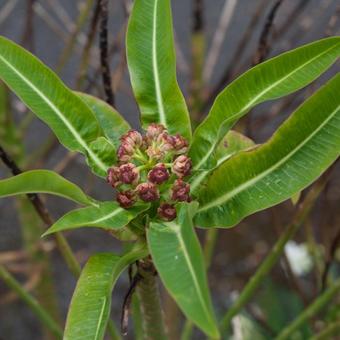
[
  {"left": 94, "top": 297, "right": 107, "bottom": 340},
  {"left": 168, "top": 221, "right": 216, "bottom": 330},
  {"left": 194, "top": 43, "right": 340, "bottom": 171},
  {"left": 0, "top": 54, "right": 107, "bottom": 172},
  {"left": 91, "top": 206, "right": 124, "bottom": 225},
  {"left": 198, "top": 103, "right": 340, "bottom": 212},
  {"left": 152, "top": 0, "right": 166, "bottom": 126}
]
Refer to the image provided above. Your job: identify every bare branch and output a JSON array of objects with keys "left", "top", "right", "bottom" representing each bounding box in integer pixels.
[
  {"left": 99, "top": 0, "right": 115, "bottom": 106},
  {"left": 203, "top": 0, "right": 238, "bottom": 83}
]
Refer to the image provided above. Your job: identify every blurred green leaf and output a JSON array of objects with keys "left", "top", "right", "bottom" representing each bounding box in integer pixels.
[
  {"left": 0, "top": 170, "right": 94, "bottom": 206},
  {"left": 0, "top": 36, "right": 108, "bottom": 177},
  {"left": 231, "top": 313, "right": 271, "bottom": 340},
  {"left": 147, "top": 202, "right": 219, "bottom": 338},
  {"left": 43, "top": 202, "right": 149, "bottom": 236},
  {"left": 64, "top": 245, "right": 148, "bottom": 340},
  {"left": 196, "top": 75, "right": 340, "bottom": 228},
  {"left": 126, "top": 0, "right": 192, "bottom": 140},
  {"left": 190, "top": 37, "right": 340, "bottom": 171},
  {"left": 256, "top": 280, "right": 310, "bottom": 336}
]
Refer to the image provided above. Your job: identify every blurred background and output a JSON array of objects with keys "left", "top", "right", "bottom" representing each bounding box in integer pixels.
[{"left": 0, "top": 0, "right": 339, "bottom": 339}]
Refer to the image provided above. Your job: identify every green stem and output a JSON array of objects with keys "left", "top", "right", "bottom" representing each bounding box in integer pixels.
[
  {"left": 54, "top": 233, "right": 81, "bottom": 276},
  {"left": 180, "top": 320, "right": 193, "bottom": 340},
  {"left": 219, "top": 176, "right": 329, "bottom": 333},
  {"left": 275, "top": 278, "right": 340, "bottom": 340},
  {"left": 204, "top": 228, "right": 219, "bottom": 269},
  {"left": 310, "top": 320, "right": 340, "bottom": 340},
  {"left": 0, "top": 265, "right": 63, "bottom": 339},
  {"left": 136, "top": 259, "right": 168, "bottom": 340}
]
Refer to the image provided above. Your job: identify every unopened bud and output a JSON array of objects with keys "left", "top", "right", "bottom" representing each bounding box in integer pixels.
[
  {"left": 171, "top": 179, "right": 190, "bottom": 202},
  {"left": 158, "top": 132, "right": 175, "bottom": 153},
  {"left": 120, "top": 130, "right": 143, "bottom": 148},
  {"left": 118, "top": 130, "right": 143, "bottom": 163},
  {"left": 117, "top": 144, "right": 133, "bottom": 163},
  {"left": 136, "top": 183, "right": 159, "bottom": 202},
  {"left": 158, "top": 203, "right": 177, "bottom": 221},
  {"left": 171, "top": 134, "right": 188, "bottom": 154},
  {"left": 148, "top": 163, "right": 170, "bottom": 184},
  {"left": 107, "top": 166, "right": 121, "bottom": 188},
  {"left": 119, "top": 163, "right": 139, "bottom": 184},
  {"left": 117, "top": 190, "right": 136, "bottom": 208},
  {"left": 172, "top": 155, "right": 192, "bottom": 177},
  {"left": 146, "top": 123, "right": 166, "bottom": 141}
]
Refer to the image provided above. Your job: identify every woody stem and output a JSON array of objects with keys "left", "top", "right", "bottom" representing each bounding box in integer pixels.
[{"left": 136, "top": 258, "right": 168, "bottom": 340}]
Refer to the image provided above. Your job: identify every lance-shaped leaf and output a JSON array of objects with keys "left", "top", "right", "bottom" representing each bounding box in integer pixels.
[
  {"left": 43, "top": 202, "right": 149, "bottom": 236},
  {"left": 189, "top": 37, "right": 340, "bottom": 171},
  {"left": 0, "top": 170, "right": 94, "bottom": 206},
  {"left": 195, "top": 75, "right": 340, "bottom": 228},
  {"left": 64, "top": 245, "right": 148, "bottom": 340},
  {"left": 77, "top": 92, "right": 130, "bottom": 148},
  {"left": 190, "top": 130, "right": 255, "bottom": 194},
  {"left": 0, "top": 36, "right": 108, "bottom": 176},
  {"left": 126, "top": 0, "right": 192, "bottom": 141},
  {"left": 147, "top": 202, "right": 219, "bottom": 338}
]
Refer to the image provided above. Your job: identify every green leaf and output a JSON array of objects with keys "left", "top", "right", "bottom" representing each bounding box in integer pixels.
[
  {"left": 0, "top": 81, "right": 20, "bottom": 155},
  {"left": 43, "top": 202, "right": 149, "bottom": 236},
  {"left": 195, "top": 74, "right": 340, "bottom": 228},
  {"left": 64, "top": 245, "right": 148, "bottom": 340},
  {"left": 147, "top": 202, "right": 219, "bottom": 338},
  {"left": 189, "top": 37, "right": 340, "bottom": 171},
  {"left": 77, "top": 92, "right": 130, "bottom": 147},
  {"left": 86, "top": 137, "right": 116, "bottom": 178},
  {"left": 0, "top": 170, "right": 93, "bottom": 206},
  {"left": 126, "top": 0, "right": 192, "bottom": 141},
  {"left": 0, "top": 36, "right": 108, "bottom": 176},
  {"left": 190, "top": 130, "right": 255, "bottom": 194}
]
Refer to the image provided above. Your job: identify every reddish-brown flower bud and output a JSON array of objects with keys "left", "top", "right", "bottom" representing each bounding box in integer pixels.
[
  {"left": 148, "top": 163, "right": 170, "bottom": 184},
  {"left": 119, "top": 163, "right": 139, "bottom": 184},
  {"left": 158, "top": 203, "right": 177, "bottom": 221},
  {"left": 146, "top": 123, "right": 166, "bottom": 141},
  {"left": 120, "top": 130, "right": 143, "bottom": 148},
  {"left": 136, "top": 183, "right": 159, "bottom": 202},
  {"left": 107, "top": 166, "right": 121, "bottom": 188},
  {"left": 171, "top": 134, "right": 188, "bottom": 154},
  {"left": 171, "top": 179, "right": 190, "bottom": 202},
  {"left": 158, "top": 132, "right": 175, "bottom": 153},
  {"left": 172, "top": 155, "right": 192, "bottom": 177},
  {"left": 117, "top": 144, "right": 133, "bottom": 163},
  {"left": 117, "top": 190, "right": 136, "bottom": 208}
]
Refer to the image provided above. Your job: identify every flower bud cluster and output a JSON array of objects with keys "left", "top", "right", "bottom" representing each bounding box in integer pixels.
[{"left": 107, "top": 124, "right": 192, "bottom": 221}]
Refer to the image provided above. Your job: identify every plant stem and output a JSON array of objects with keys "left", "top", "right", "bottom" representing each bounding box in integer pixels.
[
  {"left": 310, "top": 320, "right": 340, "bottom": 340},
  {"left": 275, "top": 277, "right": 340, "bottom": 340},
  {"left": 0, "top": 265, "right": 63, "bottom": 339},
  {"left": 54, "top": 233, "right": 81, "bottom": 276},
  {"left": 203, "top": 228, "right": 219, "bottom": 269},
  {"left": 136, "top": 258, "right": 168, "bottom": 340},
  {"left": 219, "top": 173, "right": 330, "bottom": 333},
  {"left": 56, "top": 0, "right": 95, "bottom": 71},
  {"left": 180, "top": 320, "right": 193, "bottom": 340},
  {"left": 99, "top": 0, "right": 115, "bottom": 106}
]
